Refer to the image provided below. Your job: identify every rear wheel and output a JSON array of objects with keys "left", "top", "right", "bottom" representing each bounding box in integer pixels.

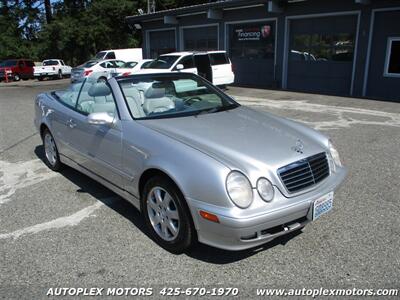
[
  {"left": 141, "top": 176, "right": 196, "bottom": 253},
  {"left": 97, "top": 76, "right": 107, "bottom": 83},
  {"left": 42, "top": 129, "right": 63, "bottom": 171},
  {"left": 38, "top": 77, "right": 44, "bottom": 81}
]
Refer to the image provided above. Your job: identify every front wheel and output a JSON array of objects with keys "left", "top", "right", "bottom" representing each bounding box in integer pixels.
[
  {"left": 13, "top": 74, "right": 20, "bottom": 81},
  {"left": 42, "top": 129, "right": 63, "bottom": 171},
  {"left": 141, "top": 176, "right": 196, "bottom": 253},
  {"left": 57, "top": 70, "right": 63, "bottom": 79}
]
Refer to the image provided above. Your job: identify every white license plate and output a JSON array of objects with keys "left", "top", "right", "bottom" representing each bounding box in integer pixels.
[{"left": 312, "top": 192, "right": 333, "bottom": 220}]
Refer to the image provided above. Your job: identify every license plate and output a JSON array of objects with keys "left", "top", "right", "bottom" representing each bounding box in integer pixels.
[{"left": 312, "top": 192, "right": 333, "bottom": 220}]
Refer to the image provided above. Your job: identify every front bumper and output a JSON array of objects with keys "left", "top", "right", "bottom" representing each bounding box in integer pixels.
[{"left": 187, "top": 167, "right": 347, "bottom": 251}]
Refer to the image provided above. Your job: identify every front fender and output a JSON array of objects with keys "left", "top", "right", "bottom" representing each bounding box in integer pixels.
[{"left": 121, "top": 121, "right": 233, "bottom": 209}]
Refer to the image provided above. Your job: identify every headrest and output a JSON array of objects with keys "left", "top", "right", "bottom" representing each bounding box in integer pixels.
[
  {"left": 145, "top": 86, "right": 165, "bottom": 99},
  {"left": 88, "top": 83, "right": 111, "bottom": 97}
]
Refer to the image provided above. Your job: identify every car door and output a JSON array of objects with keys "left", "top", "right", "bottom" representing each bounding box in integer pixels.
[
  {"left": 209, "top": 52, "right": 231, "bottom": 85},
  {"left": 174, "top": 55, "right": 198, "bottom": 75},
  {"left": 67, "top": 78, "right": 123, "bottom": 186},
  {"left": 17, "top": 60, "right": 25, "bottom": 78},
  {"left": 50, "top": 81, "right": 83, "bottom": 158}
]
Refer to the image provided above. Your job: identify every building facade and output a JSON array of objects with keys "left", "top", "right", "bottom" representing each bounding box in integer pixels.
[{"left": 126, "top": 0, "right": 400, "bottom": 101}]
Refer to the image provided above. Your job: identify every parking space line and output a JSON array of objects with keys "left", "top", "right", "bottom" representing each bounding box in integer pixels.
[
  {"left": 0, "top": 159, "right": 58, "bottom": 205},
  {"left": 234, "top": 96, "right": 400, "bottom": 130},
  {"left": 0, "top": 198, "right": 116, "bottom": 240}
]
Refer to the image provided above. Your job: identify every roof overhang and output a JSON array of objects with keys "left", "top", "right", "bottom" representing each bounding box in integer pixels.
[{"left": 126, "top": 0, "right": 272, "bottom": 24}]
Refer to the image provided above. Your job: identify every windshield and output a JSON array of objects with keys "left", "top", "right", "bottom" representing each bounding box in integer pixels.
[
  {"left": 118, "top": 74, "right": 239, "bottom": 120},
  {"left": 143, "top": 55, "right": 179, "bottom": 69},
  {"left": 95, "top": 51, "right": 106, "bottom": 59},
  {"left": 0, "top": 60, "right": 17, "bottom": 67},
  {"left": 43, "top": 60, "right": 58, "bottom": 66}
]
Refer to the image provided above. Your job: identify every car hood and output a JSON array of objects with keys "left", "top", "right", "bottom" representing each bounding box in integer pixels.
[{"left": 139, "top": 106, "right": 328, "bottom": 175}]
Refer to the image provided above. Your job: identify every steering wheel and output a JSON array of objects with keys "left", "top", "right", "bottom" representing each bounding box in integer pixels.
[{"left": 184, "top": 97, "right": 202, "bottom": 106}]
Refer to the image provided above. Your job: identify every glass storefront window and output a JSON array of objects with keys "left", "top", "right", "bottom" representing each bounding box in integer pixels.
[
  {"left": 384, "top": 38, "right": 400, "bottom": 76},
  {"left": 183, "top": 26, "right": 218, "bottom": 51},
  {"left": 290, "top": 32, "right": 355, "bottom": 62},
  {"left": 229, "top": 22, "right": 275, "bottom": 59}
]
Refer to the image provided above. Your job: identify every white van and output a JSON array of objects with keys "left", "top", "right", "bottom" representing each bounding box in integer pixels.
[
  {"left": 94, "top": 48, "right": 143, "bottom": 63},
  {"left": 138, "top": 51, "right": 235, "bottom": 86}
]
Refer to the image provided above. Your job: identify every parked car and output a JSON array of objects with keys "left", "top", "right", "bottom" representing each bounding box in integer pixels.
[
  {"left": 116, "top": 59, "right": 154, "bottom": 76},
  {"left": 34, "top": 59, "right": 72, "bottom": 81},
  {"left": 94, "top": 48, "right": 143, "bottom": 62},
  {"left": 0, "top": 59, "right": 35, "bottom": 81},
  {"left": 139, "top": 51, "right": 235, "bottom": 86},
  {"left": 70, "top": 59, "right": 126, "bottom": 83},
  {"left": 34, "top": 72, "right": 346, "bottom": 253}
]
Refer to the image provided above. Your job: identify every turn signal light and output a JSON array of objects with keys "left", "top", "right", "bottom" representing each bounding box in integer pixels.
[
  {"left": 122, "top": 72, "right": 131, "bottom": 76},
  {"left": 199, "top": 210, "right": 219, "bottom": 223}
]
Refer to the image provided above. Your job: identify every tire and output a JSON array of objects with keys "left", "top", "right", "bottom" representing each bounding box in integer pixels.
[
  {"left": 141, "top": 176, "right": 196, "bottom": 253},
  {"left": 42, "top": 128, "right": 63, "bottom": 171},
  {"left": 13, "top": 74, "right": 20, "bottom": 81},
  {"left": 97, "top": 76, "right": 107, "bottom": 83},
  {"left": 38, "top": 77, "right": 44, "bottom": 81},
  {"left": 58, "top": 70, "right": 63, "bottom": 79}
]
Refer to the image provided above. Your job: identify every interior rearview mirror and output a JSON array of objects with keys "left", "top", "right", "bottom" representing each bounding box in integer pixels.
[
  {"left": 87, "top": 112, "right": 114, "bottom": 126},
  {"left": 176, "top": 64, "right": 184, "bottom": 71}
]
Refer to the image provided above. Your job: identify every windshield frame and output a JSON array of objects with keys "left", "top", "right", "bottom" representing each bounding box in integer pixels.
[
  {"left": 142, "top": 55, "right": 180, "bottom": 70},
  {"left": 117, "top": 73, "right": 240, "bottom": 121}
]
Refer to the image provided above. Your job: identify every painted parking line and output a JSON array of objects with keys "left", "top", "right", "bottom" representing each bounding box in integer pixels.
[
  {"left": 0, "top": 197, "right": 116, "bottom": 240},
  {"left": 0, "top": 159, "right": 58, "bottom": 205},
  {"left": 234, "top": 96, "right": 400, "bottom": 130}
]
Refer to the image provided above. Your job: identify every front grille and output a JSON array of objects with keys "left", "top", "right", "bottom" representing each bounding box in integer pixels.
[{"left": 278, "top": 152, "right": 329, "bottom": 193}]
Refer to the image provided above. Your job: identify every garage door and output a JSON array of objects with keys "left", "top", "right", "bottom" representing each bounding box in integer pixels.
[
  {"left": 287, "top": 15, "right": 357, "bottom": 95},
  {"left": 148, "top": 29, "right": 176, "bottom": 58},
  {"left": 182, "top": 26, "right": 218, "bottom": 51},
  {"left": 228, "top": 21, "right": 276, "bottom": 87},
  {"left": 366, "top": 10, "right": 400, "bottom": 101}
]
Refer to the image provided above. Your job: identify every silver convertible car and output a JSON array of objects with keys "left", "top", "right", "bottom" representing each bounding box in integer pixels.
[{"left": 34, "top": 73, "right": 347, "bottom": 253}]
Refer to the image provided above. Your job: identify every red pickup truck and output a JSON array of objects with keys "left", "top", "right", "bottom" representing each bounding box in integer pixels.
[{"left": 0, "top": 59, "right": 35, "bottom": 81}]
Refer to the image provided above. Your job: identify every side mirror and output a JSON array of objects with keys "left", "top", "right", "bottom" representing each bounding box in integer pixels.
[
  {"left": 87, "top": 112, "right": 114, "bottom": 126},
  {"left": 175, "top": 64, "right": 184, "bottom": 71}
]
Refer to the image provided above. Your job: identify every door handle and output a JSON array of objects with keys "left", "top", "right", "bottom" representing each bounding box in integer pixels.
[{"left": 67, "top": 119, "right": 77, "bottom": 129}]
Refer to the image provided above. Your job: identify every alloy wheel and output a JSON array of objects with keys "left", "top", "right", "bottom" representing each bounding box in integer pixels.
[
  {"left": 147, "top": 187, "right": 180, "bottom": 241},
  {"left": 44, "top": 133, "right": 57, "bottom": 166}
]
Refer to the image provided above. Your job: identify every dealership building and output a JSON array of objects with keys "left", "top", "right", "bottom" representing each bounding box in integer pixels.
[{"left": 126, "top": 0, "right": 400, "bottom": 101}]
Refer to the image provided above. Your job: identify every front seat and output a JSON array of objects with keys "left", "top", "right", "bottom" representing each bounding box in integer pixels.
[
  {"left": 88, "top": 83, "right": 116, "bottom": 115},
  {"left": 143, "top": 85, "right": 175, "bottom": 114},
  {"left": 123, "top": 88, "right": 146, "bottom": 118}
]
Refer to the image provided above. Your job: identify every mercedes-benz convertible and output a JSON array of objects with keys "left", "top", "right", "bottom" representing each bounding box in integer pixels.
[{"left": 34, "top": 72, "right": 347, "bottom": 253}]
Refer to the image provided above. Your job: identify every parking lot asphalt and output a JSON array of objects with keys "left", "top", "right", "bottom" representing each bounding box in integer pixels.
[{"left": 0, "top": 79, "right": 399, "bottom": 299}]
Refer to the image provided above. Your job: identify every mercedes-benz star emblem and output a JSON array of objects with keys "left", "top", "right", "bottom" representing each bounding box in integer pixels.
[{"left": 292, "top": 139, "right": 304, "bottom": 154}]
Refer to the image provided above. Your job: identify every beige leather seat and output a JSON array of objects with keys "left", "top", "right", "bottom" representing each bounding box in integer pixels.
[
  {"left": 143, "top": 86, "right": 175, "bottom": 114},
  {"left": 123, "top": 88, "right": 146, "bottom": 118}
]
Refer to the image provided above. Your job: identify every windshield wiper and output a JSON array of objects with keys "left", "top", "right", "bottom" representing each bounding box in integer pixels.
[{"left": 193, "top": 104, "right": 237, "bottom": 117}]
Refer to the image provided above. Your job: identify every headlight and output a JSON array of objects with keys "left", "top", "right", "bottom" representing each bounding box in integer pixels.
[
  {"left": 328, "top": 140, "right": 342, "bottom": 167},
  {"left": 226, "top": 171, "right": 253, "bottom": 208},
  {"left": 257, "top": 178, "right": 274, "bottom": 202}
]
